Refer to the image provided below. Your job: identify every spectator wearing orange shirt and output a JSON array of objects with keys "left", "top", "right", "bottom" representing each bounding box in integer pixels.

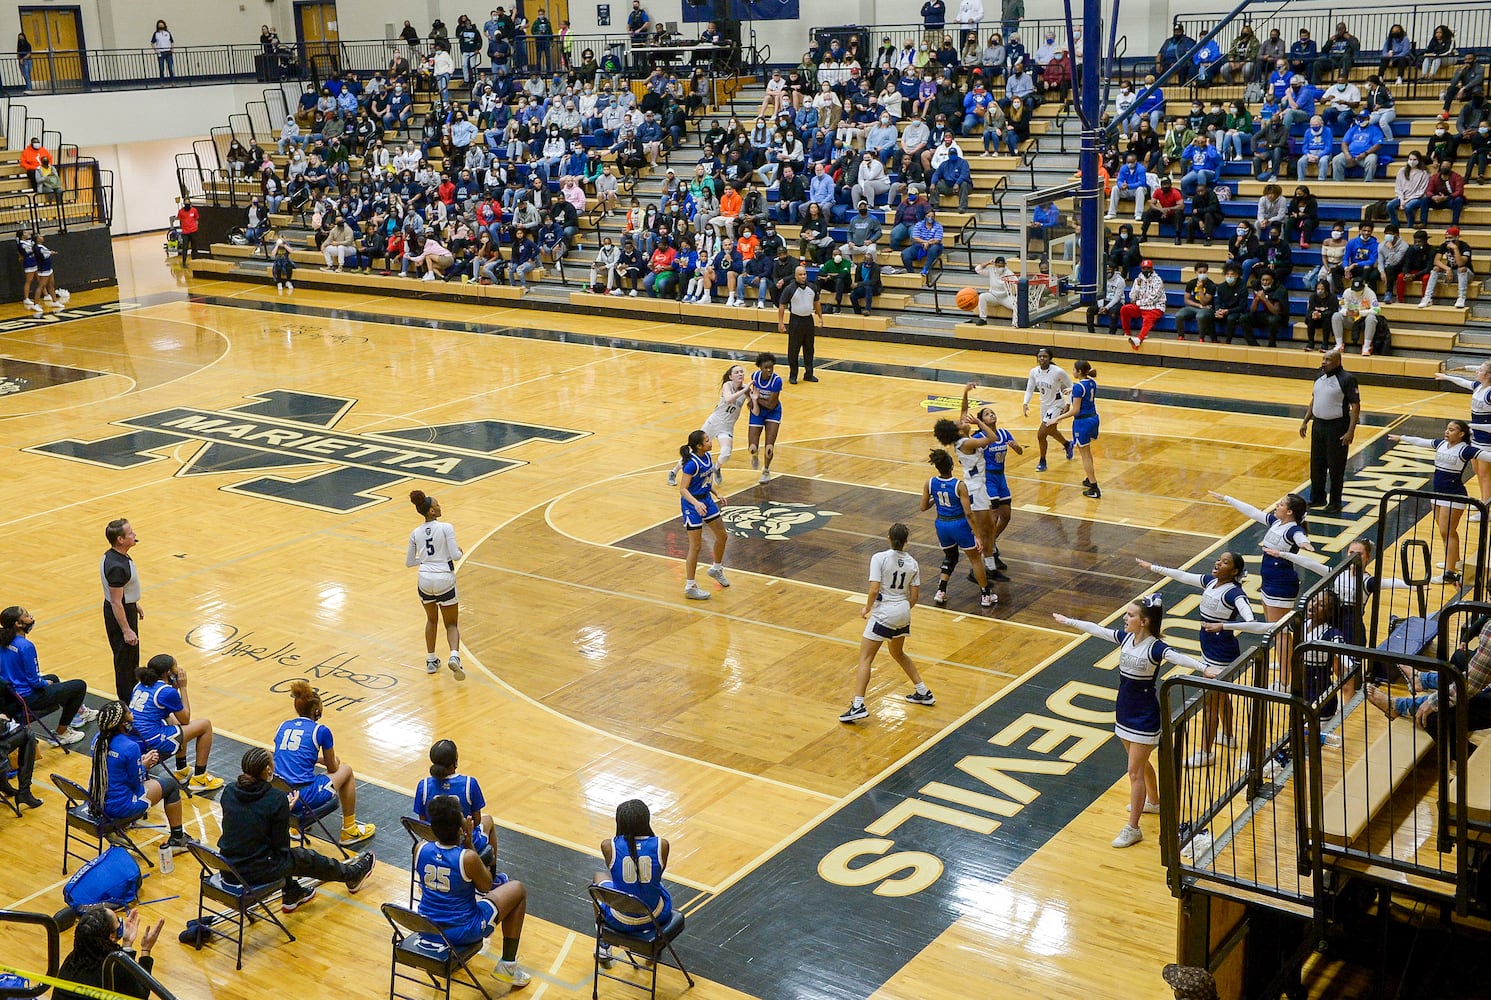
[
  {"left": 176, "top": 199, "right": 200, "bottom": 261},
  {"left": 18, "top": 137, "right": 50, "bottom": 187}
]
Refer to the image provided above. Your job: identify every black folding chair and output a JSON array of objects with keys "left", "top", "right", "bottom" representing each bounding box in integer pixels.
[
  {"left": 0, "top": 678, "right": 65, "bottom": 753},
  {"left": 588, "top": 885, "right": 694, "bottom": 999},
  {"left": 184, "top": 840, "right": 296, "bottom": 971},
  {"left": 381, "top": 902, "right": 494, "bottom": 1000},
  {"left": 49, "top": 773, "right": 153, "bottom": 874},
  {"left": 400, "top": 815, "right": 435, "bottom": 906},
  {"left": 271, "top": 774, "right": 350, "bottom": 858}
]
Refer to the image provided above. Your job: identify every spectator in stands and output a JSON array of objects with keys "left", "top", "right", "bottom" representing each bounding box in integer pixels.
[
  {"left": 1378, "top": 25, "right": 1413, "bottom": 84},
  {"left": 1108, "top": 222, "right": 1142, "bottom": 273},
  {"left": 1281, "top": 74, "right": 1318, "bottom": 128},
  {"left": 1296, "top": 115, "right": 1334, "bottom": 181},
  {"left": 841, "top": 202, "right": 883, "bottom": 262},
  {"left": 1289, "top": 29, "right": 1318, "bottom": 84},
  {"left": 849, "top": 248, "right": 882, "bottom": 315},
  {"left": 1387, "top": 151, "right": 1429, "bottom": 227},
  {"left": 1322, "top": 22, "right": 1359, "bottom": 80},
  {"left": 1376, "top": 225, "right": 1408, "bottom": 302},
  {"left": 18, "top": 136, "right": 49, "bottom": 189},
  {"left": 1178, "top": 133, "right": 1221, "bottom": 197},
  {"left": 1420, "top": 226, "right": 1474, "bottom": 308},
  {"left": 899, "top": 207, "right": 945, "bottom": 276},
  {"left": 1186, "top": 181, "right": 1223, "bottom": 246},
  {"left": 921, "top": 0, "right": 948, "bottom": 39},
  {"left": 1444, "top": 53, "right": 1485, "bottom": 113},
  {"left": 797, "top": 203, "right": 834, "bottom": 264},
  {"left": 510, "top": 227, "right": 539, "bottom": 289},
  {"left": 1156, "top": 24, "right": 1195, "bottom": 84},
  {"left": 930, "top": 145, "right": 972, "bottom": 212},
  {"left": 1453, "top": 94, "right": 1491, "bottom": 161},
  {"left": 1221, "top": 99, "right": 1254, "bottom": 162},
  {"left": 1140, "top": 175, "right": 1184, "bottom": 244},
  {"left": 1160, "top": 116, "right": 1193, "bottom": 174},
  {"left": 1113, "top": 81, "right": 1137, "bottom": 135},
  {"left": 1224, "top": 220, "right": 1259, "bottom": 281},
  {"left": 1422, "top": 161, "right": 1467, "bottom": 226},
  {"left": 1334, "top": 278, "right": 1379, "bottom": 351},
  {"left": 1106, "top": 152, "right": 1147, "bottom": 221},
  {"left": 52, "top": 907, "right": 166, "bottom": 1000},
  {"left": 1173, "top": 263, "right": 1215, "bottom": 340},
  {"left": 1332, "top": 112, "right": 1384, "bottom": 183},
  {"left": 1257, "top": 27, "right": 1286, "bottom": 79},
  {"left": 1192, "top": 34, "right": 1223, "bottom": 87},
  {"left": 1341, "top": 221, "right": 1380, "bottom": 291},
  {"left": 1246, "top": 268, "right": 1289, "bottom": 347},
  {"left": 969, "top": 255, "right": 1015, "bottom": 327},
  {"left": 1421, "top": 25, "right": 1456, "bottom": 80},
  {"left": 1225, "top": 25, "right": 1260, "bottom": 84},
  {"left": 1288, "top": 185, "right": 1320, "bottom": 250},
  {"left": 1128, "top": 117, "right": 1161, "bottom": 173},
  {"left": 1207, "top": 262, "right": 1245, "bottom": 343},
  {"left": 1320, "top": 72, "right": 1361, "bottom": 135},
  {"left": 151, "top": 20, "right": 175, "bottom": 82},
  {"left": 1254, "top": 182, "right": 1287, "bottom": 234},
  {"left": 1087, "top": 262, "right": 1125, "bottom": 333},
  {"left": 1258, "top": 224, "right": 1294, "bottom": 285},
  {"left": 1003, "top": 62, "right": 1037, "bottom": 111},
  {"left": 1121, "top": 259, "right": 1166, "bottom": 348},
  {"left": 320, "top": 216, "right": 355, "bottom": 272},
  {"left": 1425, "top": 114, "right": 1456, "bottom": 166},
  {"left": 962, "top": 78, "right": 995, "bottom": 135},
  {"left": 1005, "top": 95, "right": 1033, "bottom": 150},
  {"left": 888, "top": 188, "right": 929, "bottom": 251},
  {"left": 1303, "top": 278, "right": 1338, "bottom": 350},
  {"left": 1360, "top": 76, "right": 1396, "bottom": 135}
]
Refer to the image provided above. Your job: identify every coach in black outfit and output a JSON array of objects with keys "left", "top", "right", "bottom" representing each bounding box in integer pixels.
[
  {"left": 1300, "top": 348, "right": 1360, "bottom": 514},
  {"left": 777, "top": 264, "right": 822, "bottom": 385},
  {"left": 101, "top": 518, "right": 144, "bottom": 704}
]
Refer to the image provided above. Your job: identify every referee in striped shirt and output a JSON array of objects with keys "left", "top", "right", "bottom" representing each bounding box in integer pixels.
[{"left": 777, "top": 263, "right": 822, "bottom": 384}]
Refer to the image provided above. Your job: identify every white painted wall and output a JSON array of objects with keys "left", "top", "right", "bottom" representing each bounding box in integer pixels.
[{"left": 81, "top": 138, "right": 205, "bottom": 235}]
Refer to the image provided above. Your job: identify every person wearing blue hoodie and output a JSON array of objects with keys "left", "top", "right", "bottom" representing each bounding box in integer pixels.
[
  {"left": 1296, "top": 115, "right": 1335, "bottom": 180},
  {"left": 1106, "top": 152, "right": 1148, "bottom": 220},
  {"left": 930, "top": 146, "right": 973, "bottom": 212},
  {"left": 1192, "top": 36, "right": 1223, "bottom": 86},
  {"left": 1179, "top": 134, "right": 1222, "bottom": 196}
]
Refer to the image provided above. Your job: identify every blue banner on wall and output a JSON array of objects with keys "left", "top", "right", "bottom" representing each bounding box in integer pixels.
[{"left": 680, "top": 0, "right": 800, "bottom": 24}]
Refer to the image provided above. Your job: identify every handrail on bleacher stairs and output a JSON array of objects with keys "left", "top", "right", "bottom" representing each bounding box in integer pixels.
[
  {"left": 1160, "top": 488, "right": 1491, "bottom": 932},
  {"left": 0, "top": 909, "right": 59, "bottom": 999},
  {"left": 100, "top": 951, "right": 180, "bottom": 1000}
]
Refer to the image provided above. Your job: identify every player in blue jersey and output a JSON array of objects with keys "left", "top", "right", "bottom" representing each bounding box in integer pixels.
[
  {"left": 1048, "top": 359, "right": 1101, "bottom": 499},
  {"left": 88, "top": 700, "right": 188, "bottom": 852},
  {"left": 0, "top": 604, "right": 97, "bottom": 747},
  {"left": 273, "top": 679, "right": 375, "bottom": 845},
  {"left": 418, "top": 794, "right": 531, "bottom": 988},
  {"left": 127, "top": 653, "right": 224, "bottom": 792},
  {"left": 1136, "top": 552, "right": 1271, "bottom": 766},
  {"left": 678, "top": 429, "right": 730, "bottom": 601},
  {"left": 1390, "top": 422, "right": 1488, "bottom": 585},
  {"left": 921, "top": 448, "right": 994, "bottom": 608},
  {"left": 413, "top": 739, "right": 496, "bottom": 871},
  {"left": 746, "top": 352, "right": 782, "bottom": 484},
  {"left": 593, "top": 798, "right": 671, "bottom": 962},
  {"left": 1052, "top": 596, "right": 1205, "bottom": 848}
]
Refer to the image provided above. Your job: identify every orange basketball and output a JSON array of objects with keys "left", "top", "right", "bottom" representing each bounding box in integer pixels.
[{"left": 955, "top": 287, "right": 979, "bottom": 312}]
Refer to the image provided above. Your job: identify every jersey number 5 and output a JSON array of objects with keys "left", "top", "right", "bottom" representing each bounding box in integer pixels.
[{"left": 425, "top": 534, "right": 436, "bottom": 556}]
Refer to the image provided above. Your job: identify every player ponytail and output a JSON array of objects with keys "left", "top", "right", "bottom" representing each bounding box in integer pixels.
[
  {"left": 289, "top": 679, "right": 322, "bottom": 720},
  {"left": 1283, "top": 492, "right": 1307, "bottom": 524},
  {"left": 410, "top": 489, "right": 435, "bottom": 517},
  {"left": 928, "top": 449, "right": 954, "bottom": 477},
  {"left": 679, "top": 429, "right": 706, "bottom": 461},
  {"left": 89, "top": 701, "right": 130, "bottom": 814},
  {"left": 1224, "top": 551, "right": 1247, "bottom": 582},
  {"left": 932, "top": 418, "right": 961, "bottom": 446},
  {"left": 135, "top": 653, "right": 176, "bottom": 687},
  {"left": 720, "top": 365, "right": 737, "bottom": 384},
  {"left": 0, "top": 607, "right": 20, "bottom": 647},
  {"left": 1073, "top": 359, "right": 1096, "bottom": 379},
  {"left": 429, "top": 739, "right": 459, "bottom": 780},
  {"left": 1449, "top": 418, "right": 1472, "bottom": 441},
  {"left": 888, "top": 523, "right": 909, "bottom": 550},
  {"left": 1134, "top": 593, "right": 1164, "bottom": 638},
  {"left": 614, "top": 798, "right": 655, "bottom": 871}
]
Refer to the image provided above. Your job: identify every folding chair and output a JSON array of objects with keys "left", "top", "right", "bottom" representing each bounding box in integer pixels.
[
  {"left": 400, "top": 815, "right": 436, "bottom": 906},
  {"left": 381, "top": 902, "right": 494, "bottom": 1000},
  {"left": 588, "top": 885, "right": 694, "bottom": 999},
  {"left": 49, "top": 774, "right": 153, "bottom": 874},
  {"left": 184, "top": 840, "right": 296, "bottom": 971},
  {"left": 271, "top": 774, "right": 350, "bottom": 859},
  {"left": 0, "top": 678, "right": 65, "bottom": 754}
]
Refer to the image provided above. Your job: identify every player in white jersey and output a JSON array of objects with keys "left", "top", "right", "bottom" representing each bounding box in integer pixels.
[
  {"left": 839, "top": 523, "right": 935, "bottom": 723},
  {"left": 1022, "top": 348, "right": 1073, "bottom": 472},
  {"left": 406, "top": 489, "right": 465, "bottom": 680},
  {"left": 932, "top": 414, "right": 994, "bottom": 572},
  {"left": 667, "top": 364, "right": 753, "bottom": 486}
]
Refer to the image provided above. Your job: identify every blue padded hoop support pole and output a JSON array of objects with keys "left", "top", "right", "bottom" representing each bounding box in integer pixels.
[{"left": 1075, "top": 0, "right": 1265, "bottom": 305}]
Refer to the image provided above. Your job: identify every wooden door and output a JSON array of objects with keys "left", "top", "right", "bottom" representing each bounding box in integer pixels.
[
  {"left": 295, "top": 1, "right": 340, "bottom": 75},
  {"left": 19, "top": 7, "right": 85, "bottom": 91}
]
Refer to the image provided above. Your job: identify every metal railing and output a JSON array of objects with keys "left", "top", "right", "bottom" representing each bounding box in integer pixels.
[
  {"left": 0, "top": 909, "right": 59, "bottom": 999},
  {"left": 0, "top": 160, "right": 111, "bottom": 236},
  {"left": 101, "top": 950, "right": 181, "bottom": 1000},
  {"left": 1160, "top": 485, "right": 1491, "bottom": 922}
]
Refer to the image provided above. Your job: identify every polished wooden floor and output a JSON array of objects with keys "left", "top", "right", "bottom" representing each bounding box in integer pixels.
[{"left": 0, "top": 237, "right": 1471, "bottom": 999}]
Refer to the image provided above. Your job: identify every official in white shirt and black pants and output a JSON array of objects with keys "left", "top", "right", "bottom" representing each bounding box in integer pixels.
[
  {"left": 1300, "top": 348, "right": 1360, "bottom": 514},
  {"left": 777, "top": 264, "right": 823, "bottom": 384}
]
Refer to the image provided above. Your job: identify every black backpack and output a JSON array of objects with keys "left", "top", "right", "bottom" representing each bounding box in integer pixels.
[{"left": 1371, "top": 316, "right": 1392, "bottom": 356}]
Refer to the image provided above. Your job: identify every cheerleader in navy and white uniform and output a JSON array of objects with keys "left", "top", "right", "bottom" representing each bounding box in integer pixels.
[
  {"left": 1389, "top": 420, "right": 1488, "bottom": 585},
  {"left": 747, "top": 352, "right": 782, "bottom": 484},
  {"left": 962, "top": 383, "right": 1025, "bottom": 580},
  {"left": 921, "top": 449, "right": 994, "bottom": 608},
  {"left": 32, "top": 233, "right": 66, "bottom": 312},
  {"left": 1136, "top": 552, "right": 1270, "bottom": 767},
  {"left": 678, "top": 429, "right": 730, "bottom": 601},
  {"left": 1049, "top": 359, "right": 1102, "bottom": 499},
  {"left": 1052, "top": 596, "right": 1205, "bottom": 848},
  {"left": 932, "top": 414, "right": 994, "bottom": 575},
  {"left": 16, "top": 229, "right": 39, "bottom": 312},
  {"left": 838, "top": 522, "right": 935, "bottom": 724},
  {"left": 667, "top": 364, "right": 752, "bottom": 487},
  {"left": 1208, "top": 490, "right": 1315, "bottom": 624},
  {"left": 1436, "top": 363, "right": 1491, "bottom": 512},
  {"left": 407, "top": 490, "right": 465, "bottom": 679}
]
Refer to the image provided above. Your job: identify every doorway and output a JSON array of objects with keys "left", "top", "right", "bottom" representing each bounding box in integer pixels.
[
  {"left": 19, "top": 6, "right": 85, "bottom": 92},
  {"left": 294, "top": 1, "right": 340, "bottom": 77}
]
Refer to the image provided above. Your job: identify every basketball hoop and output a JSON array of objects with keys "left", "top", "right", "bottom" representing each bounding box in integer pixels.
[{"left": 1004, "top": 273, "right": 1048, "bottom": 312}]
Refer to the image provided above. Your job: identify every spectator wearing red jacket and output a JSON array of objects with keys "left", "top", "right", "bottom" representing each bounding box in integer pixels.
[
  {"left": 1421, "top": 162, "right": 1466, "bottom": 226},
  {"left": 176, "top": 199, "right": 200, "bottom": 261}
]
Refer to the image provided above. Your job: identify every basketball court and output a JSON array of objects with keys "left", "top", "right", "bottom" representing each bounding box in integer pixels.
[{"left": 0, "top": 236, "right": 1466, "bottom": 998}]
